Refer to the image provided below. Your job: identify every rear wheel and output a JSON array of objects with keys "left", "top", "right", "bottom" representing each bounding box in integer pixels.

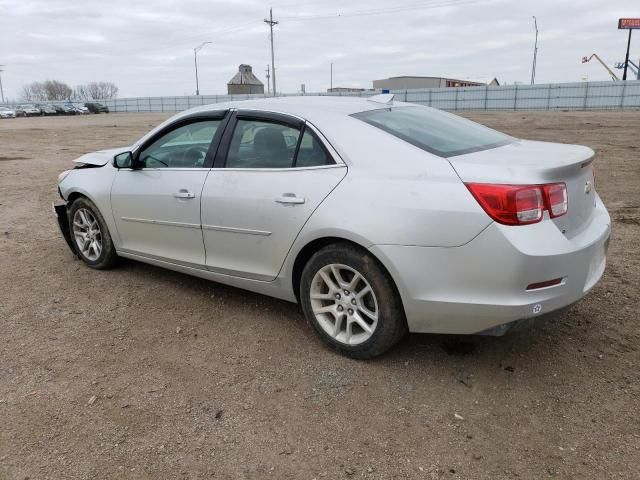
[
  {"left": 300, "top": 243, "right": 406, "bottom": 359},
  {"left": 68, "top": 197, "right": 118, "bottom": 269}
]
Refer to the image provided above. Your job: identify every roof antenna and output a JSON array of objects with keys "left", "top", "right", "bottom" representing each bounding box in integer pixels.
[{"left": 368, "top": 93, "right": 394, "bottom": 104}]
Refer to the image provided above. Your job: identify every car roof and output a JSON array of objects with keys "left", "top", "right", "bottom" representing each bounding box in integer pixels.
[
  {"left": 182, "top": 95, "right": 407, "bottom": 123},
  {"left": 136, "top": 96, "right": 419, "bottom": 161}
]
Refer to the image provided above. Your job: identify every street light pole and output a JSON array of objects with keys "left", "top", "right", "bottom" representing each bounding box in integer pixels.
[
  {"left": 0, "top": 65, "right": 5, "bottom": 103},
  {"left": 622, "top": 29, "right": 633, "bottom": 81},
  {"left": 530, "top": 16, "right": 539, "bottom": 85},
  {"left": 194, "top": 42, "right": 212, "bottom": 96}
]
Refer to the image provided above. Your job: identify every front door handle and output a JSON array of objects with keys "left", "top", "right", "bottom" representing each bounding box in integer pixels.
[
  {"left": 174, "top": 189, "right": 196, "bottom": 199},
  {"left": 276, "top": 193, "right": 305, "bottom": 205}
]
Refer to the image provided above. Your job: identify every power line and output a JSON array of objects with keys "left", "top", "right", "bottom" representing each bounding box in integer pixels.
[
  {"left": 144, "top": 21, "right": 259, "bottom": 52},
  {"left": 145, "top": 0, "right": 483, "bottom": 53},
  {"left": 279, "top": 0, "right": 485, "bottom": 21}
]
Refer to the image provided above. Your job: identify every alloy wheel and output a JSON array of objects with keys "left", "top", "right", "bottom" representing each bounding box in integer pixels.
[
  {"left": 72, "top": 208, "right": 102, "bottom": 261},
  {"left": 310, "top": 263, "right": 379, "bottom": 345}
]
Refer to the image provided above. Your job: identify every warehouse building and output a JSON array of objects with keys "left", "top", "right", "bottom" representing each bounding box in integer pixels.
[
  {"left": 372, "top": 76, "right": 499, "bottom": 90},
  {"left": 227, "top": 64, "right": 264, "bottom": 95},
  {"left": 327, "top": 87, "right": 376, "bottom": 93}
]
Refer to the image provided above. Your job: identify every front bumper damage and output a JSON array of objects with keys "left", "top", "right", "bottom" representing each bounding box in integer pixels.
[{"left": 52, "top": 202, "right": 77, "bottom": 256}]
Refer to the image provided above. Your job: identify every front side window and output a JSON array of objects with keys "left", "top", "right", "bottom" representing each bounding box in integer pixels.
[
  {"left": 352, "top": 106, "right": 513, "bottom": 157},
  {"left": 138, "top": 120, "right": 221, "bottom": 168}
]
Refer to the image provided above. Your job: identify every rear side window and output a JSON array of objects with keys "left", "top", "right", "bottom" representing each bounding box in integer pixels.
[
  {"left": 226, "top": 119, "right": 300, "bottom": 168},
  {"left": 295, "top": 130, "right": 333, "bottom": 167},
  {"left": 351, "top": 106, "right": 513, "bottom": 157},
  {"left": 224, "top": 119, "right": 335, "bottom": 169}
]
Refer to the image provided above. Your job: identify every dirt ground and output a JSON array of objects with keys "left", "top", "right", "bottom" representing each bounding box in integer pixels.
[{"left": 0, "top": 110, "right": 638, "bottom": 480}]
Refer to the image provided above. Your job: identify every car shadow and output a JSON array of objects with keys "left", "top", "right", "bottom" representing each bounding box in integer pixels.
[{"left": 114, "top": 257, "right": 570, "bottom": 370}]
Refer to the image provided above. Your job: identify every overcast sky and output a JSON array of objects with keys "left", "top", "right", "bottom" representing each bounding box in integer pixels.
[{"left": 0, "top": 0, "right": 636, "bottom": 100}]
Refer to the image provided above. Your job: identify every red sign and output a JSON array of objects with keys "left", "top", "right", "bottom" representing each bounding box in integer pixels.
[{"left": 618, "top": 18, "right": 640, "bottom": 29}]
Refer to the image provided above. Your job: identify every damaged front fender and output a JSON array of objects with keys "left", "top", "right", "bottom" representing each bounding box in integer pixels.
[{"left": 52, "top": 202, "right": 77, "bottom": 256}]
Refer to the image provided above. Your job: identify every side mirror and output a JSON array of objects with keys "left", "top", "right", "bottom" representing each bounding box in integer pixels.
[{"left": 114, "top": 151, "right": 134, "bottom": 169}]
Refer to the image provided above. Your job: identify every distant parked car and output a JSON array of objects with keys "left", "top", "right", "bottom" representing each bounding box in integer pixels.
[
  {"left": 0, "top": 106, "right": 17, "bottom": 118},
  {"left": 60, "top": 104, "right": 77, "bottom": 115},
  {"left": 48, "top": 104, "right": 66, "bottom": 115},
  {"left": 63, "top": 102, "right": 88, "bottom": 115},
  {"left": 72, "top": 103, "right": 90, "bottom": 114},
  {"left": 84, "top": 102, "right": 109, "bottom": 114},
  {"left": 0, "top": 107, "right": 16, "bottom": 118},
  {"left": 35, "top": 104, "right": 58, "bottom": 116},
  {"left": 17, "top": 104, "right": 41, "bottom": 117}
]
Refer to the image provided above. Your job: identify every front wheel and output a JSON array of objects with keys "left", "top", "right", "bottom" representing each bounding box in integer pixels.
[
  {"left": 68, "top": 197, "right": 118, "bottom": 269},
  {"left": 300, "top": 243, "right": 407, "bottom": 359}
]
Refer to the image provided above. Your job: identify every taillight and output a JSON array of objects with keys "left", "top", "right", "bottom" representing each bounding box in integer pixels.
[
  {"left": 543, "top": 183, "right": 568, "bottom": 218},
  {"left": 465, "top": 182, "right": 567, "bottom": 226}
]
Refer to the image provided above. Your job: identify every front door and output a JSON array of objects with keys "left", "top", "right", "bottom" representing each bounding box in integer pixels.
[
  {"left": 201, "top": 112, "right": 347, "bottom": 280},
  {"left": 111, "top": 115, "right": 226, "bottom": 267}
]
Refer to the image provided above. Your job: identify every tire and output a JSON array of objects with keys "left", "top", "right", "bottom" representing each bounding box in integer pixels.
[
  {"left": 300, "top": 243, "right": 407, "bottom": 359},
  {"left": 67, "top": 197, "right": 118, "bottom": 269}
]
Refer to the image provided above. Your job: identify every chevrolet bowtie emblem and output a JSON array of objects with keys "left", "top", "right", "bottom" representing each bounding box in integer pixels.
[{"left": 584, "top": 181, "right": 592, "bottom": 194}]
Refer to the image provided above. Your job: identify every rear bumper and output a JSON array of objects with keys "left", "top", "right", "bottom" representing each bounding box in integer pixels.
[
  {"left": 475, "top": 305, "right": 573, "bottom": 336},
  {"left": 371, "top": 195, "right": 611, "bottom": 334}
]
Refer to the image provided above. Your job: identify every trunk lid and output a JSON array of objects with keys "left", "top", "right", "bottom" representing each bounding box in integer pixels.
[{"left": 449, "top": 139, "right": 597, "bottom": 237}]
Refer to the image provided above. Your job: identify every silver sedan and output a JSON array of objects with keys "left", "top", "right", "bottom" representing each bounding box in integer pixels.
[
  {"left": 0, "top": 106, "right": 17, "bottom": 118},
  {"left": 54, "top": 95, "right": 611, "bottom": 358}
]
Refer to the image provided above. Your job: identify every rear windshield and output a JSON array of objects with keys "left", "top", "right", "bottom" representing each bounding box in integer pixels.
[{"left": 351, "top": 106, "right": 513, "bottom": 157}]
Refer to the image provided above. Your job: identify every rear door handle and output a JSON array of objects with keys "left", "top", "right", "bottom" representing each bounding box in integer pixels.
[
  {"left": 174, "top": 189, "right": 196, "bottom": 199},
  {"left": 276, "top": 193, "right": 305, "bottom": 205}
]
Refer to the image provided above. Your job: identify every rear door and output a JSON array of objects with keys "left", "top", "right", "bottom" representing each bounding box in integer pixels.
[
  {"left": 201, "top": 111, "right": 347, "bottom": 281},
  {"left": 111, "top": 112, "right": 228, "bottom": 266}
]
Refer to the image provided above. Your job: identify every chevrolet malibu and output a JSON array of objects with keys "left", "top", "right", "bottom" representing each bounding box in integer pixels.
[{"left": 54, "top": 95, "right": 610, "bottom": 358}]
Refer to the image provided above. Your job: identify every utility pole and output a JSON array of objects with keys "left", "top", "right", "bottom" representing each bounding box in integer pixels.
[
  {"left": 0, "top": 65, "right": 5, "bottom": 103},
  {"left": 622, "top": 29, "right": 633, "bottom": 80},
  {"left": 330, "top": 62, "right": 333, "bottom": 91},
  {"left": 194, "top": 42, "right": 212, "bottom": 96},
  {"left": 265, "top": 64, "right": 271, "bottom": 96},
  {"left": 530, "top": 16, "right": 539, "bottom": 85},
  {"left": 264, "top": 8, "right": 278, "bottom": 96}
]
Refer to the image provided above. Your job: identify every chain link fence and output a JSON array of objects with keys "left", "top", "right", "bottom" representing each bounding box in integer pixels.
[{"left": 3, "top": 80, "right": 640, "bottom": 113}]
